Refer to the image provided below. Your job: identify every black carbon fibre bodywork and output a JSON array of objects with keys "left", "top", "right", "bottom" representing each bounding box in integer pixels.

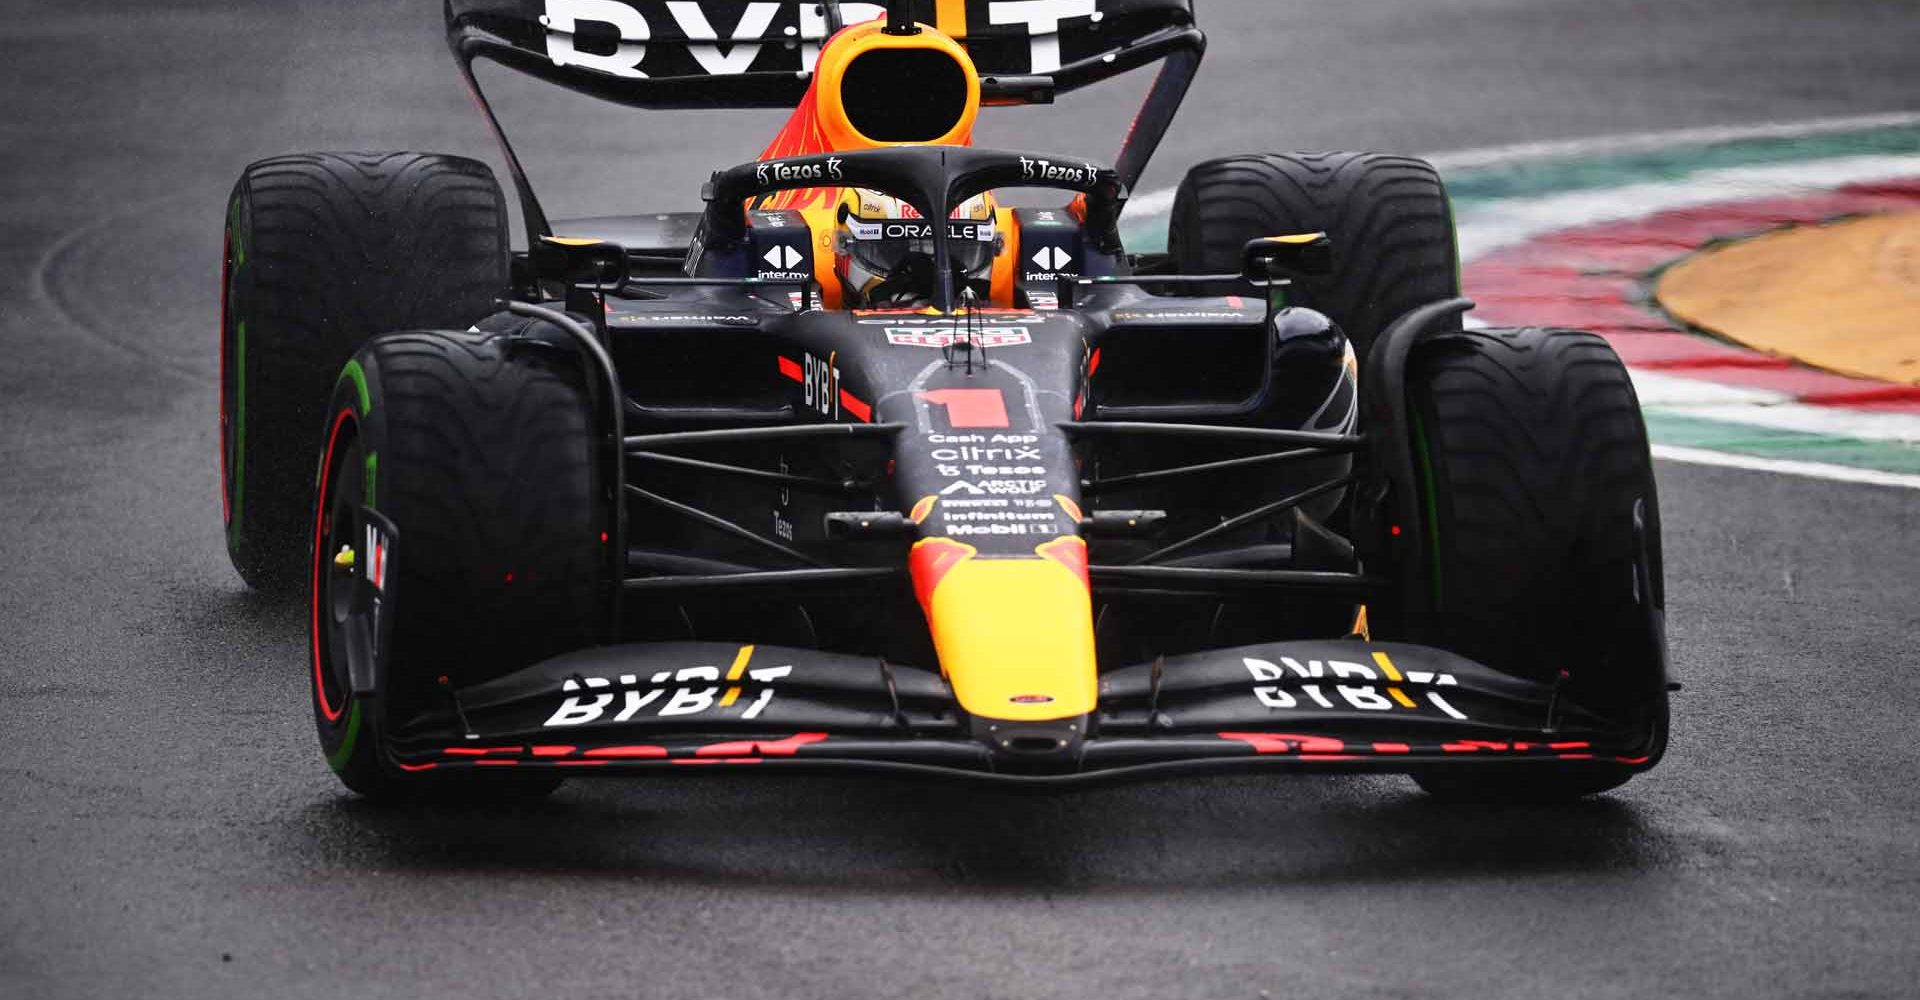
[
  {"left": 382, "top": 638, "right": 1661, "bottom": 781},
  {"left": 298, "top": 3, "right": 1672, "bottom": 786},
  {"left": 329, "top": 142, "right": 1670, "bottom": 782}
]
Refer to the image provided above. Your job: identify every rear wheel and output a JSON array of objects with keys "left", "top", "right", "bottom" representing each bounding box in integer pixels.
[
  {"left": 1169, "top": 151, "right": 1460, "bottom": 357},
  {"left": 1388, "top": 327, "right": 1668, "bottom": 800},
  {"left": 223, "top": 152, "right": 508, "bottom": 590},
  {"left": 1168, "top": 152, "right": 1454, "bottom": 640},
  {"left": 311, "top": 331, "right": 609, "bottom": 799}
]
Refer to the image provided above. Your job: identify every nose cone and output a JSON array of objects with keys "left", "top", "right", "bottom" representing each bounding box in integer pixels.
[{"left": 911, "top": 536, "right": 1098, "bottom": 722}]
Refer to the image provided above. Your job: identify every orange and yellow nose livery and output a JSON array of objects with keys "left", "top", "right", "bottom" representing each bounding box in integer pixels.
[{"left": 910, "top": 537, "right": 1097, "bottom": 722}]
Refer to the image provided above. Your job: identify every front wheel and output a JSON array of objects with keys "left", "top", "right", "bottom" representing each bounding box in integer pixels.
[
  {"left": 1380, "top": 327, "right": 1669, "bottom": 800},
  {"left": 310, "top": 330, "right": 610, "bottom": 799}
]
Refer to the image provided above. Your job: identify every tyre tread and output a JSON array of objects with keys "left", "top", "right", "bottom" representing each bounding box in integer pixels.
[
  {"left": 1169, "top": 151, "right": 1459, "bottom": 355},
  {"left": 224, "top": 151, "right": 508, "bottom": 587},
  {"left": 362, "top": 332, "right": 602, "bottom": 699}
]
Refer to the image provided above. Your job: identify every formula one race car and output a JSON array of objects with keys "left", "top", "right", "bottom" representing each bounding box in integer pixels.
[{"left": 219, "top": 0, "right": 1672, "bottom": 801}]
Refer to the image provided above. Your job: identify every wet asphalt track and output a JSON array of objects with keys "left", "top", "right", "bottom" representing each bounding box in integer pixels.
[{"left": 4, "top": 1, "right": 1920, "bottom": 997}]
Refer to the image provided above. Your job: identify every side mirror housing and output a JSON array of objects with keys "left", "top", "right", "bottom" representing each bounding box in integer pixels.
[
  {"left": 532, "top": 236, "right": 630, "bottom": 289},
  {"left": 1242, "top": 233, "right": 1332, "bottom": 282}
]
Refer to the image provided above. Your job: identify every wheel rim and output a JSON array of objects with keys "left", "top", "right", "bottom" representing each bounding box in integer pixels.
[{"left": 311, "top": 408, "right": 361, "bottom": 723}]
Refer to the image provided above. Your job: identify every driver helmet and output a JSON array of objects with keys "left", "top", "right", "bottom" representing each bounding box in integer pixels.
[{"left": 834, "top": 188, "right": 1000, "bottom": 307}]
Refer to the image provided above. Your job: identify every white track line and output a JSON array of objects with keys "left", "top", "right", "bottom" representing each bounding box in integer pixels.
[
  {"left": 1651, "top": 444, "right": 1920, "bottom": 490},
  {"left": 1649, "top": 401, "right": 1920, "bottom": 445},
  {"left": 1632, "top": 370, "right": 1920, "bottom": 444}
]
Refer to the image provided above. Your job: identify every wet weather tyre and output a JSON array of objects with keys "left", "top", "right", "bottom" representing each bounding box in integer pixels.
[
  {"left": 311, "top": 331, "right": 608, "bottom": 799},
  {"left": 1169, "top": 152, "right": 1460, "bottom": 357},
  {"left": 1395, "top": 327, "right": 1668, "bottom": 800},
  {"left": 221, "top": 152, "right": 509, "bottom": 591}
]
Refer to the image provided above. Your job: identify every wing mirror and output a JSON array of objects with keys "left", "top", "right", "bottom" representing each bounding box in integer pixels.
[
  {"left": 530, "top": 236, "right": 631, "bottom": 333},
  {"left": 532, "top": 236, "right": 630, "bottom": 289},
  {"left": 1242, "top": 233, "right": 1332, "bottom": 283}
]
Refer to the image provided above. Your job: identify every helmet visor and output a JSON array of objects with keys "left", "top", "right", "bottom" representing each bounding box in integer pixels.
[{"left": 844, "top": 215, "right": 996, "bottom": 279}]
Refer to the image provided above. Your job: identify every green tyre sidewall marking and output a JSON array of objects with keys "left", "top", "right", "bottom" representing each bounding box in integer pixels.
[
  {"left": 323, "top": 358, "right": 375, "bottom": 502},
  {"left": 1410, "top": 403, "right": 1442, "bottom": 606},
  {"left": 338, "top": 357, "right": 372, "bottom": 417},
  {"left": 314, "top": 391, "right": 385, "bottom": 788},
  {"left": 229, "top": 192, "right": 244, "bottom": 270},
  {"left": 326, "top": 700, "right": 363, "bottom": 773},
  {"left": 337, "top": 356, "right": 378, "bottom": 508},
  {"left": 225, "top": 191, "right": 248, "bottom": 551},
  {"left": 318, "top": 356, "right": 396, "bottom": 790}
]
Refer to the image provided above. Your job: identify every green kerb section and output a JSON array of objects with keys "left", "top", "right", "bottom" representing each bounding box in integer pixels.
[
  {"left": 1121, "top": 218, "right": 1168, "bottom": 254},
  {"left": 1445, "top": 125, "right": 1920, "bottom": 209},
  {"left": 364, "top": 452, "right": 378, "bottom": 506},
  {"left": 1644, "top": 410, "right": 1920, "bottom": 473},
  {"left": 326, "top": 700, "right": 363, "bottom": 773},
  {"left": 339, "top": 358, "right": 371, "bottom": 416}
]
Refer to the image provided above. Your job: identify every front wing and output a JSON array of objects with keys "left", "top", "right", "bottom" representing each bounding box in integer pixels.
[{"left": 381, "top": 640, "right": 1662, "bottom": 784}]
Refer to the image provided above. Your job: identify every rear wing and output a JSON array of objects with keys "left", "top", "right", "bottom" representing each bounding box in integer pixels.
[
  {"left": 446, "top": 0, "right": 1204, "bottom": 243},
  {"left": 446, "top": 0, "right": 1200, "bottom": 108}
]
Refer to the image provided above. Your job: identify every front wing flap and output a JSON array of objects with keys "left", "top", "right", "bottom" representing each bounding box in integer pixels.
[{"left": 383, "top": 640, "right": 1660, "bottom": 781}]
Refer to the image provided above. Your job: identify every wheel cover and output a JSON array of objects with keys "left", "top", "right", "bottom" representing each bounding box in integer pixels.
[{"left": 310, "top": 408, "right": 360, "bottom": 723}]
